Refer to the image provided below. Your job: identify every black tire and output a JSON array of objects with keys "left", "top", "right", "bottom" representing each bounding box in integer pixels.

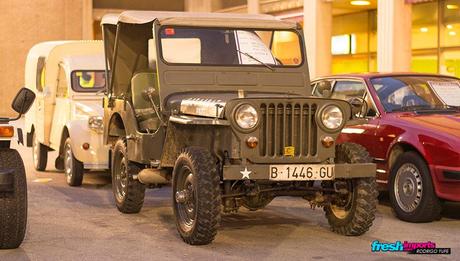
[
  {"left": 172, "top": 147, "right": 221, "bottom": 245},
  {"left": 389, "top": 151, "right": 441, "bottom": 222},
  {"left": 32, "top": 131, "right": 47, "bottom": 171},
  {"left": 0, "top": 149, "right": 27, "bottom": 249},
  {"left": 324, "top": 142, "right": 378, "bottom": 236},
  {"left": 64, "top": 138, "right": 84, "bottom": 187},
  {"left": 111, "top": 138, "right": 145, "bottom": 213}
]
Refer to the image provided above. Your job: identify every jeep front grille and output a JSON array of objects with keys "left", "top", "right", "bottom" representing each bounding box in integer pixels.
[{"left": 259, "top": 102, "right": 317, "bottom": 159}]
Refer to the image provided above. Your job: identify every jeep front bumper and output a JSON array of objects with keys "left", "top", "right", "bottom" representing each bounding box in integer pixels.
[{"left": 223, "top": 163, "right": 376, "bottom": 180}]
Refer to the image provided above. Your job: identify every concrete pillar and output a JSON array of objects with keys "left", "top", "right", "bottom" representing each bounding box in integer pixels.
[
  {"left": 377, "top": 0, "right": 412, "bottom": 72},
  {"left": 247, "top": 0, "right": 260, "bottom": 14},
  {"left": 184, "top": 0, "right": 213, "bottom": 12},
  {"left": 303, "top": 0, "right": 332, "bottom": 79}
]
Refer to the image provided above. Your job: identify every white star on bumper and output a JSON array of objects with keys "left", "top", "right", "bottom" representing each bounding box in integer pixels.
[{"left": 240, "top": 167, "right": 252, "bottom": 179}]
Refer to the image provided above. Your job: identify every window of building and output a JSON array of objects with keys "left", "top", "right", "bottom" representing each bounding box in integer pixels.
[
  {"left": 331, "top": 10, "right": 377, "bottom": 74},
  {"left": 411, "top": 0, "right": 460, "bottom": 77}
]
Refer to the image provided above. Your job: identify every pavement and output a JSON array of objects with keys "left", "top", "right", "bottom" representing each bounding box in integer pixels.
[{"left": 1, "top": 120, "right": 459, "bottom": 261}]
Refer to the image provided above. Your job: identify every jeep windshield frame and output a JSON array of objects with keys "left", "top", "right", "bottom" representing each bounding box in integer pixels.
[
  {"left": 101, "top": 12, "right": 311, "bottom": 111},
  {"left": 157, "top": 26, "right": 305, "bottom": 69}
]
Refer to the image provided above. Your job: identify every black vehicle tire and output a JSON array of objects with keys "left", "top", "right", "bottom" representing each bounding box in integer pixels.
[
  {"left": 0, "top": 149, "right": 27, "bottom": 249},
  {"left": 32, "top": 131, "right": 47, "bottom": 171},
  {"left": 63, "top": 138, "right": 84, "bottom": 187},
  {"left": 172, "top": 147, "right": 221, "bottom": 245},
  {"left": 389, "top": 151, "right": 441, "bottom": 222},
  {"left": 324, "top": 142, "right": 378, "bottom": 236},
  {"left": 111, "top": 138, "right": 145, "bottom": 213}
]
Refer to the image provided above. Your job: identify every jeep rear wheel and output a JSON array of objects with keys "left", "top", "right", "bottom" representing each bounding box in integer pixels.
[
  {"left": 389, "top": 151, "right": 441, "bottom": 222},
  {"left": 172, "top": 147, "right": 221, "bottom": 245},
  {"left": 32, "top": 131, "right": 47, "bottom": 171},
  {"left": 0, "top": 149, "right": 27, "bottom": 249},
  {"left": 111, "top": 138, "right": 145, "bottom": 213},
  {"left": 64, "top": 138, "right": 84, "bottom": 187},
  {"left": 324, "top": 143, "right": 378, "bottom": 236}
]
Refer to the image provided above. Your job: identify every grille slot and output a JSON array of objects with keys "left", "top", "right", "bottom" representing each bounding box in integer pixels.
[{"left": 260, "top": 102, "right": 317, "bottom": 159}]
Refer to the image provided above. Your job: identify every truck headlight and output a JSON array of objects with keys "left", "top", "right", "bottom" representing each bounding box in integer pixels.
[
  {"left": 235, "top": 104, "right": 258, "bottom": 130},
  {"left": 88, "top": 116, "right": 103, "bottom": 132},
  {"left": 321, "top": 105, "right": 343, "bottom": 130}
]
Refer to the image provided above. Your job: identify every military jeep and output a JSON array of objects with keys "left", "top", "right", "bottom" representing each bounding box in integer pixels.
[{"left": 101, "top": 11, "right": 378, "bottom": 245}]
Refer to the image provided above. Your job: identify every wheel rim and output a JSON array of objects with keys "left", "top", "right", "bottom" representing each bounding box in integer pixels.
[
  {"left": 114, "top": 155, "right": 128, "bottom": 202},
  {"left": 32, "top": 134, "right": 39, "bottom": 168},
  {"left": 175, "top": 165, "right": 196, "bottom": 232},
  {"left": 330, "top": 181, "right": 354, "bottom": 219},
  {"left": 64, "top": 142, "right": 73, "bottom": 183},
  {"left": 394, "top": 163, "right": 423, "bottom": 213}
]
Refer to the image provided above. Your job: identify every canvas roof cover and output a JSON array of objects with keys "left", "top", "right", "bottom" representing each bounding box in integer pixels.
[{"left": 100, "top": 11, "right": 297, "bottom": 29}]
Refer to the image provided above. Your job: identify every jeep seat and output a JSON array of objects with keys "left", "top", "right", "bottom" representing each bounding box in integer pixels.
[{"left": 131, "top": 72, "right": 160, "bottom": 131}]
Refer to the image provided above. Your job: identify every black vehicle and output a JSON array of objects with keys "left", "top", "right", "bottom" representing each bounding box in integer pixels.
[
  {"left": 0, "top": 88, "right": 35, "bottom": 249},
  {"left": 101, "top": 11, "right": 378, "bottom": 245}
]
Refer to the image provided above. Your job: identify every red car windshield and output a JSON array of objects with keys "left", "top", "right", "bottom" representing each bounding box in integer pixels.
[{"left": 369, "top": 76, "right": 460, "bottom": 112}]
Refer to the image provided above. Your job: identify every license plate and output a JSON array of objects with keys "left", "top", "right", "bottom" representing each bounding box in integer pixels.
[{"left": 269, "top": 164, "right": 335, "bottom": 181}]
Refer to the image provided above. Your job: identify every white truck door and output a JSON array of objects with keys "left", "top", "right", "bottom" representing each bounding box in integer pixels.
[{"left": 49, "top": 65, "right": 71, "bottom": 150}]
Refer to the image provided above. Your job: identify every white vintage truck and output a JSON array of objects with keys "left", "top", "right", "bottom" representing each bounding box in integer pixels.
[{"left": 24, "top": 41, "right": 109, "bottom": 186}]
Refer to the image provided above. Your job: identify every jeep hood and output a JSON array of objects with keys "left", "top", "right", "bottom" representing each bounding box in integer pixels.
[{"left": 165, "top": 91, "right": 304, "bottom": 118}]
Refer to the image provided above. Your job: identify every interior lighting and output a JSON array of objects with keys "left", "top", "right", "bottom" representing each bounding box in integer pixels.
[{"left": 350, "top": 1, "right": 370, "bottom": 6}]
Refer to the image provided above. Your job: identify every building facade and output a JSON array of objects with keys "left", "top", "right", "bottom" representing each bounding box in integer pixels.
[{"left": 1, "top": 0, "right": 458, "bottom": 115}]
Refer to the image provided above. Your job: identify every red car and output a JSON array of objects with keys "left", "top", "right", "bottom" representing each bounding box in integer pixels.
[{"left": 312, "top": 73, "right": 460, "bottom": 223}]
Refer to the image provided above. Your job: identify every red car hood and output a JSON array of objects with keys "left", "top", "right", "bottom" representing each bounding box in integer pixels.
[{"left": 397, "top": 113, "right": 460, "bottom": 138}]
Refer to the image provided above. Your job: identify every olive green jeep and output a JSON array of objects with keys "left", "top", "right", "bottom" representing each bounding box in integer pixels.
[{"left": 101, "top": 11, "right": 378, "bottom": 245}]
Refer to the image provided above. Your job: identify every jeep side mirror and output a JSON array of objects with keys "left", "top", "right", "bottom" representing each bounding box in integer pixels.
[{"left": 11, "top": 87, "right": 35, "bottom": 115}]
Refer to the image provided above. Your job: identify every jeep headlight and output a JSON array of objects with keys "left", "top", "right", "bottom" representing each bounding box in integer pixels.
[
  {"left": 235, "top": 104, "right": 258, "bottom": 130},
  {"left": 88, "top": 116, "right": 103, "bottom": 132},
  {"left": 321, "top": 105, "right": 343, "bottom": 130}
]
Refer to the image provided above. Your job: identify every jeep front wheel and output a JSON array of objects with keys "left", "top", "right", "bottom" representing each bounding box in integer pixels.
[
  {"left": 172, "top": 147, "right": 221, "bottom": 245},
  {"left": 111, "top": 138, "right": 145, "bottom": 213},
  {"left": 324, "top": 142, "right": 378, "bottom": 236}
]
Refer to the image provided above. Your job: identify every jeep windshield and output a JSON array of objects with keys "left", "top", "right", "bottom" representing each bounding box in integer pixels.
[
  {"left": 159, "top": 27, "right": 303, "bottom": 67},
  {"left": 370, "top": 76, "right": 460, "bottom": 112},
  {"left": 71, "top": 71, "right": 106, "bottom": 92}
]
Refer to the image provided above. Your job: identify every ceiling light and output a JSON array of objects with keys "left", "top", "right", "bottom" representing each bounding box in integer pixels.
[
  {"left": 447, "top": 4, "right": 459, "bottom": 9},
  {"left": 449, "top": 31, "right": 457, "bottom": 36},
  {"left": 420, "top": 27, "right": 429, "bottom": 33},
  {"left": 350, "top": 1, "right": 370, "bottom": 6},
  {"left": 447, "top": 24, "right": 453, "bottom": 29}
]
